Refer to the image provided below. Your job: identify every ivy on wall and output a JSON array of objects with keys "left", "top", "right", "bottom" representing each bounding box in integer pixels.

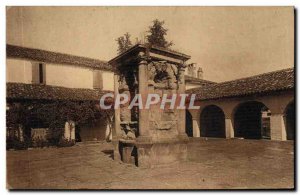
[{"left": 6, "top": 100, "right": 114, "bottom": 149}]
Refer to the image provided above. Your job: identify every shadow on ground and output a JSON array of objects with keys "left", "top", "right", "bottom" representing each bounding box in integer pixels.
[
  {"left": 101, "top": 149, "right": 114, "bottom": 159},
  {"left": 6, "top": 139, "right": 294, "bottom": 189}
]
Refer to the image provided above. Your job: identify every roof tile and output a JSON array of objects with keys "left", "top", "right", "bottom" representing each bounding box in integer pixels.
[
  {"left": 7, "top": 44, "right": 113, "bottom": 71},
  {"left": 7, "top": 83, "right": 113, "bottom": 101},
  {"left": 187, "top": 68, "right": 294, "bottom": 100}
]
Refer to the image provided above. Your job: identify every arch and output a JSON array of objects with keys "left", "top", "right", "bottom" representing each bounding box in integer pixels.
[
  {"left": 200, "top": 105, "right": 225, "bottom": 138},
  {"left": 285, "top": 100, "right": 295, "bottom": 140},
  {"left": 233, "top": 101, "right": 271, "bottom": 139},
  {"left": 185, "top": 110, "right": 193, "bottom": 137}
]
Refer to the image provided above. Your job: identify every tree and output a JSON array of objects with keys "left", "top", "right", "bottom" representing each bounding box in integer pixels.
[
  {"left": 146, "top": 19, "right": 173, "bottom": 48},
  {"left": 116, "top": 32, "right": 133, "bottom": 54}
]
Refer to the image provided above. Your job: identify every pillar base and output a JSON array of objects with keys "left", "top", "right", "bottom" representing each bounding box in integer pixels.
[
  {"left": 118, "top": 138, "right": 188, "bottom": 168},
  {"left": 177, "top": 133, "right": 189, "bottom": 141},
  {"left": 136, "top": 136, "right": 152, "bottom": 143},
  {"left": 112, "top": 139, "right": 121, "bottom": 161}
]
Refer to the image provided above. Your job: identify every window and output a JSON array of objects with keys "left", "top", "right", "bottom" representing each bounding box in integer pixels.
[
  {"left": 93, "top": 70, "right": 103, "bottom": 89},
  {"left": 39, "top": 63, "right": 44, "bottom": 84},
  {"left": 32, "top": 62, "right": 46, "bottom": 84}
]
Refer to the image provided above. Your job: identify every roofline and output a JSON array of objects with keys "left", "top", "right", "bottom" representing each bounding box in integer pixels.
[
  {"left": 219, "top": 67, "right": 294, "bottom": 85},
  {"left": 184, "top": 75, "right": 216, "bottom": 84},
  {"left": 108, "top": 44, "right": 142, "bottom": 64},
  {"left": 186, "top": 67, "right": 294, "bottom": 101},
  {"left": 194, "top": 88, "right": 294, "bottom": 101},
  {"left": 6, "top": 82, "right": 113, "bottom": 102},
  {"left": 108, "top": 44, "right": 191, "bottom": 65},
  {"left": 6, "top": 44, "right": 113, "bottom": 72},
  {"left": 187, "top": 67, "right": 294, "bottom": 93}
]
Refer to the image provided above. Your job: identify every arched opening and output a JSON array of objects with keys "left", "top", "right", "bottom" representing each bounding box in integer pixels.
[
  {"left": 234, "top": 101, "right": 271, "bottom": 139},
  {"left": 285, "top": 101, "right": 295, "bottom": 140},
  {"left": 200, "top": 105, "right": 225, "bottom": 138},
  {"left": 185, "top": 110, "right": 193, "bottom": 137}
]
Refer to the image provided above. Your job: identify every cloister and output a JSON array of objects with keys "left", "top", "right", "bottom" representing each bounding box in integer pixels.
[{"left": 186, "top": 68, "right": 294, "bottom": 141}]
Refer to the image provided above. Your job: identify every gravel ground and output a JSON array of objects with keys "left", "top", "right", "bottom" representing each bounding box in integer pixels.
[{"left": 7, "top": 138, "right": 294, "bottom": 190}]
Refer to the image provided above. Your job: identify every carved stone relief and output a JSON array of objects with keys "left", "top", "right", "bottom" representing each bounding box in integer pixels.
[{"left": 148, "top": 61, "right": 179, "bottom": 90}]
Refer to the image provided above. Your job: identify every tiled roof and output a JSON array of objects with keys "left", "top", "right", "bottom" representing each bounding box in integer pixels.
[
  {"left": 7, "top": 44, "right": 113, "bottom": 71},
  {"left": 184, "top": 75, "right": 216, "bottom": 86},
  {"left": 7, "top": 83, "right": 113, "bottom": 102},
  {"left": 187, "top": 68, "right": 294, "bottom": 101}
]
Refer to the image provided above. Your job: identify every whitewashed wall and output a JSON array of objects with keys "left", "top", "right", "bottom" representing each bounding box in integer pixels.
[
  {"left": 6, "top": 59, "right": 32, "bottom": 84},
  {"left": 6, "top": 58, "right": 114, "bottom": 91},
  {"left": 102, "top": 72, "right": 114, "bottom": 91},
  {"left": 45, "top": 64, "right": 93, "bottom": 89}
]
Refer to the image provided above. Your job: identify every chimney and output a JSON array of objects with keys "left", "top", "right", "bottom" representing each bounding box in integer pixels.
[
  {"left": 188, "top": 63, "right": 197, "bottom": 77},
  {"left": 197, "top": 67, "right": 203, "bottom": 79}
]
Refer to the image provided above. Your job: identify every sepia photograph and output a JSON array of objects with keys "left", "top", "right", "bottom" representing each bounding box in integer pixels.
[{"left": 5, "top": 6, "right": 295, "bottom": 190}]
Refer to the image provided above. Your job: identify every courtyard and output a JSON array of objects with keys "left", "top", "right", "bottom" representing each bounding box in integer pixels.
[{"left": 7, "top": 138, "right": 294, "bottom": 190}]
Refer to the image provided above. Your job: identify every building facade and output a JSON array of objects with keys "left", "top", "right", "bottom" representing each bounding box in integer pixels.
[
  {"left": 186, "top": 68, "right": 295, "bottom": 141},
  {"left": 6, "top": 44, "right": 295, "bottom": 148},
  {"left": 6, "top": 45, "right": 114, "bottom": 144},
  {"left": 6, "top": 44, "right": 212, "bottom": 145}
]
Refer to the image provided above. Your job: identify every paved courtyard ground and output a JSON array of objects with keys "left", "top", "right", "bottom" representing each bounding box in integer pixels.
[{"left": 7, "top": 138, "right": 294, "bottom": 190}]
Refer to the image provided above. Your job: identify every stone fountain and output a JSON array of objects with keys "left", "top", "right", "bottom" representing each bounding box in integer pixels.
[{"left": 109, "top": 44, "right": 190, "bottom": 168}]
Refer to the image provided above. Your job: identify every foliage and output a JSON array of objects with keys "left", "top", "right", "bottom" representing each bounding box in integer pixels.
[
  {"left": 116, "top": 19, "right": 174, "bottom": 53},
  {"left": 6, "top": 103, "right": 28, "bottom": 130},
  {"left": 116, "top": 32, "right": 133, "bottom": 54},
  {"left": 146, "top": 19, "right": 173, "bottom": 48},
  {"left": 31, "top": 137, "right": 49, "bottom": 148},
  {"left": 6, "top": 136, "right": 32, "bottom": 150},
  {"left": 57, "top": 138, "right": 75, "bottom": 147},
  {"left": 6, "top": 100, "right": 114, "bottom": 149}
]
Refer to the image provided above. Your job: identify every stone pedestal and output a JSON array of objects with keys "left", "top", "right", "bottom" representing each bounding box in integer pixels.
[
  {"left": 118, "top": 140, "right": 137, "bottom": 165},
  {"left": 136, "top": 140, "right": 188, "bottom": 168},
  {"left": 119, "top": 139, "right": 188, "bottom": 168}
]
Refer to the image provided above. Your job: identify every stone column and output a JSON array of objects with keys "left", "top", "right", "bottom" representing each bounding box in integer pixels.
[
  {"left": 225, "top": 117, "right": 234, "bottom": 139},
  {"left": 192, "top": 117, "right": 200, "bottom": 137},
  {"left": 105, "top": 117, "right": 113, "bottom": 141},
  {"left": 70, "top": 121, "right": 75, "bottom": 141},
  {"left": 177, "top": 67, "right": 188, "bottom": 140},
  {"left": 113, "top": 73, "right": 121, "bottom": 138},
  {"left": 270, "top": 113, "right": 287, "bottom": 141},
  {"left": 64, "top": 121, "right": 71, "bottom": 141},
  {"left": 113, "top": 73, "right": 121, "bottom": 160},
  {"left": 137, "top": 55, "right": 151, "bottom": 142},
  {"left": 17, "top": 124, "right": 24, "bottom": 142}
]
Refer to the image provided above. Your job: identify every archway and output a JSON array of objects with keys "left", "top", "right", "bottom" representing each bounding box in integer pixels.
[
  {"left": 285, "top": 101, "right": 295, "bottom": 140},
  {"left": 185, "top": 110, "right": 193, "bottom": 137},
  {"left": 200, "top": 105, "right": 225, "bottom": 138},
  {"left": 234, "top": 101, "right": 270, "bottom": 139}
]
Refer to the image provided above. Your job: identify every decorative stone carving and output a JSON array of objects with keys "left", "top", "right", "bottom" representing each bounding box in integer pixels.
[
  {"left": 149, "top": 107, "right": 177, "bottom": 131},
  {"left": 178, "top": 66, "right": 186, "bottom": 84},
  {"left": 119, "top": 76, "right": 131, "bottom": 120},
  {"left": 120, "top": 121, "right": 138, "bottom": 140},
  {"left": 148, "top": 61, "right": 179, "bottom": 90},
  {"left": 118, "top": 75, "right": 129, "bottom": 93}
]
